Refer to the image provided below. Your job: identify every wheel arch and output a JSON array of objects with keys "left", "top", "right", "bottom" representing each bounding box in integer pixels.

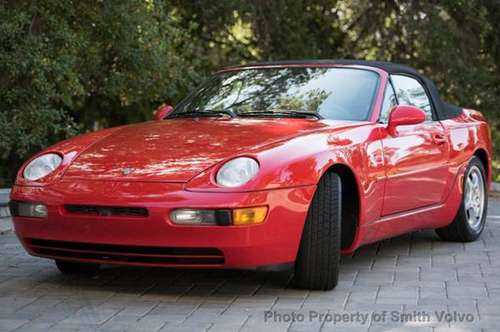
[
  {"left": 473, "top": 148, "right": 489, "bottom": 178},
  {"left": 323, "top": 163, "right": 361, "bottom": 250}
]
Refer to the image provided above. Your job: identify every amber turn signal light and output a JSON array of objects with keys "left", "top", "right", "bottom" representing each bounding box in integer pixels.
[{"left": 232, "top": 206, "right": 268, "bottom": 226}]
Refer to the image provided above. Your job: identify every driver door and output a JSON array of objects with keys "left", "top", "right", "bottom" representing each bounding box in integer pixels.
[{"left": 380, "top": 75, "right": 450, "bottom": 216}]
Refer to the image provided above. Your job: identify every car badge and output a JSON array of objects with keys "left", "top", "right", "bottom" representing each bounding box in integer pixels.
[{"left": 121, "top": 167, "right": 135, "bottom": 176}]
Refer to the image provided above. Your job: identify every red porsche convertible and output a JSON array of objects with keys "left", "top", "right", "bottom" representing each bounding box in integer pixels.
[{"left": 10, "top": 60, "right": 492, "bottom": 290}]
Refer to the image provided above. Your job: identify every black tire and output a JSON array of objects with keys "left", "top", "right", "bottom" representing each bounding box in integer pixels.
[
  {"left": 294, "top": 172, "right": 341, "bottom": 290},
  {"left": 55, "top": 260, "right": 101, "bottom": 275},
  {"left": 436, "top": 156, "right": 488, "bottom": 242}
]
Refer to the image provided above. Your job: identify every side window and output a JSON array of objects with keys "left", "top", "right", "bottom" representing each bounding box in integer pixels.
[
  {"left": 391, "top": 75, "right": 433, "bottom": 121},
  {"left": 379, "top": 82, "right": 398, "bottom": 124}
]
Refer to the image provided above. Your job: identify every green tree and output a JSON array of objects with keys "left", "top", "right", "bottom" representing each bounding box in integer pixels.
[{"left": 0, "top": 0, "right": 203, "bottom": 185}]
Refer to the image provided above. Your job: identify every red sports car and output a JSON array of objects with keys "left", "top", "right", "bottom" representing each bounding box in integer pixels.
[{"left": 10, "top": 60, "right": 492, "bottom": 290}]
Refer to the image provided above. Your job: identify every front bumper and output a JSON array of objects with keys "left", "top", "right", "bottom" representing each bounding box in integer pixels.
[{"left": 11, "top": 180, "right": 315, "bottom": 269}]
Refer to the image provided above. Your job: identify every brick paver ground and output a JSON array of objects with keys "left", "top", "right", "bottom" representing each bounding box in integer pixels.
[{"left": 1, "top": 198, "right": 499, "bottom": 331}]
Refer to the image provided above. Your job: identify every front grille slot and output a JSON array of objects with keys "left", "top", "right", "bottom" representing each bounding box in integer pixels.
[
  {"left": 64, "top": 205, "right": 148, "bottom": 217},
  {"left": 26, "top": 238, "right": 224, "bottom": 265}
]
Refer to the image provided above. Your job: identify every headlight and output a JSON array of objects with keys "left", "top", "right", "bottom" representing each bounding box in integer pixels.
[
  {"left": 216, "top": 157, "right": 259, "bottom": 187},
  {"left": 23, "top": 153, "right": 62, "bottom": 181}
]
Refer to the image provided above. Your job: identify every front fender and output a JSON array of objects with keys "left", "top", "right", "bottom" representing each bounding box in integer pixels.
[
  {"left": 14, "top": 126, "right": 125, "bottom": 187},
  {"left": 186, "top": 124, "right": 382, "bottom": 195}
]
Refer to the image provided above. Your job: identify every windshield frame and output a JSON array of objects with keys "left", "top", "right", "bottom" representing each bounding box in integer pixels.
[{"left": 172, "top": 65, "right": 382, "bottom": 121}]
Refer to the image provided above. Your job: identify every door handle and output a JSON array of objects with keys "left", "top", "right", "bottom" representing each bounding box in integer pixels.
[{"left": 433, "top": 134, "right": 447, "bottom": 145}]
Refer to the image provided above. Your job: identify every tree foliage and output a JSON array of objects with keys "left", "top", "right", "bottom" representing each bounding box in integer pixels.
[
  {"left": 0, "top": 0, "right": 202, "bottom": 185},
  {"left": 1, "top": 0, "right": 499, "bottom": 186}
]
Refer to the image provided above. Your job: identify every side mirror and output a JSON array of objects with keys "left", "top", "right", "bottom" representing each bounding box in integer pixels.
[
  {"left": 388, "top": 105, "right": 426, "bottom": 130},
  {"left": 154, "top": 104, "right": 173, "bottom": 120}
]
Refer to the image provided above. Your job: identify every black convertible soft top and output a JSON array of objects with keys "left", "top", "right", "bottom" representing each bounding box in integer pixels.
[{"left": 225, "top": 59, "right": 463, "bottom": 120}]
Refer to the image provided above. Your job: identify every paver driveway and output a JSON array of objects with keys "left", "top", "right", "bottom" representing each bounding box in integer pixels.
[{"left": 1, "top": 198, "right": 500, "bottom": 332}]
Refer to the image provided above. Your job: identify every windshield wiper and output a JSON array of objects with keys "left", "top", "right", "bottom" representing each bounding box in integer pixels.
[
  {"left": 236, "top": 111, "right": 321, "bottom": 119},
  {"left": 169, "top": 109, "right": 235, "bottom": 118}
]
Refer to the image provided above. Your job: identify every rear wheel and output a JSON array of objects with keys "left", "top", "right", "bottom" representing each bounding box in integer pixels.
[
  {"left": 294, "top": 172, "right": 341, "bottom": 290},
  {"left": 436, "top": 156, "right": 488, "bottom": 242},
  {"left": 55, "top": 260, "right": 101, "bottom": 275}
]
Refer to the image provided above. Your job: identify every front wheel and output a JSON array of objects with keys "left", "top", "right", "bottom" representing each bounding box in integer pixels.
[
  {"left": 294, "top": 172, "right": 341, "bottom": 290},
  {"left": 436, "top": 156, "right": 488, "bottom": 242}
]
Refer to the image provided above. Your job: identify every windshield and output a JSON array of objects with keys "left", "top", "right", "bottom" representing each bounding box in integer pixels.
[{"left": 172, "top": 67, "right": 379, "bottom": 121}]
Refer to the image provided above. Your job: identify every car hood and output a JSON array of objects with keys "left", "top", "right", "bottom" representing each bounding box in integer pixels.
[{"left": 62, "top": 118, "right": 334, "bottom": 182}]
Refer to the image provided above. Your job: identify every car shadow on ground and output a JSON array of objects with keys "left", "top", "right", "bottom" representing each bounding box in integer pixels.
[{"left": 22, "top": 229, "right": 445, "bottom": 298}]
